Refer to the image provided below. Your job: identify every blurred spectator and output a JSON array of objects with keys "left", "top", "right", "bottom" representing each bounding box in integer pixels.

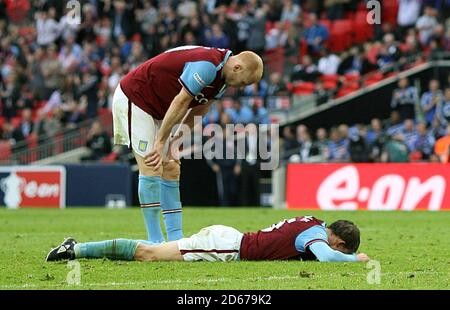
[
  {"left": 0, "top": 72, "right": 18, "bottom": 118},
  {"left": 111, "top": 0, "right": 135, "bottom": 40},
  {"left": 416, "top": 6, "right": 438, "bottom": 46},
  {"left": 397, "top": 0, "right": 421, "bottom": 36},
  {"left": 297, "top": 130, "right": 320, "bottom": 162},
  {"left": 296, "top": 124, "right": 309, "bottom": 145},
  {"left": 207, "top": 116, "right": 240, "bottom": 206},
  {"left": 203, "top": 101, "right": 224, "bottom": 126},
  {"left": 204, "top": 24, "right": 230, "bottom": 49},
  {"left": 18, "top": 108, "right": 34, "bottom": 139},
  {"left": 267, "top": 72, "right": 288, "bottom": 96},
  {"left": 243, "top": 80, "right": 268, "bottom": 97},
  {"left": 265, "top": 21, "right": 288, "bottom": 50},
  {"left": 327, "top": 125, "right": 350, "bottom": 162},
  {"left": 291, "top": 55, "right": 320, "bottom": 82},
  {"left": 385, "top": 110, "right": 404, "bottom": 137},
  {"left": 0, "top": 121, "right": 25, "bottom": 152},
  {"left": 58, "top": 34, "right": 82, "bottom": 73},
  {"left": 303, "top": 13, "right": 329, "bottom": 53},
  {"left": 412, "top": 122, "right": 435, "bottom": 160},
  {"left": 318, "top": 48, "right": 340, "bottom": 75},
  {"left": 246, "top": 8, "right": 267, "bottom": 55},
  {"left": 314, "top": 80, "right": 332, "bottom": 105},
  {"left": 76, "top": 71, "right": 99, "bottom": 119},
  {"left": 238, "top": 125, "right": 262, "bottom": 206},
  {"left": 349, "top": 125, "right": 369, "bottom": 163},
  {"left": 136, "top": 2, "right": 158, "bottom": 32},
  {"left": 430, "top": 117, "right": 447, "bottom": 140},
  {"left": 41, "top": 44, "right": 63, "bottom": 97},
  {"left": 35, "top": 9, "right": 60, "bottom": 47},
  {"left": 391, "top": 77, "right": 419, "bottom": 120},
  {"left": 226, "top": 99, "right": 253, "bottom": 125},
  {"left": 281, "top": 0, "right": 301, "bottom": 23},
  {"left": 81, "top": 121, "right": 112, "bottom": 161},
  {"left": 338, "top": 46, "right": 377, "bottom": 75},
  {"left": 250, "top": 103, "right": 271, "bottom": 125},
  {"left": 366, "top": 118, "right": 384, "bottom": 145},
  {"left": 382, "top": 134, "right": 410, "bottom": 162},
  {"left": 377, "top": 33, "right": 402, "bottom": 69},
  {"left": 437, "top": 87, "right": 450, "bottom": 127},
  {"left": 402, "top": 119, "right": 417, "bottom": 151},
  {"left": 325, "top": 0, "right": 349, "bottom": 20},
  {"left": 420, "top": 79, "right": 443, "bottom": 125},
  {"left": 282, "top": 126, "right": 300, "bottom": 160},
  {"left": 177, "top": 0, "right": 197, "bottom": 19},
  {"left": 434, "top": 125, "right": 450, "bottom": 163},
  {"left": 313, "top": 127, "right": 330, "bottom": 160}
]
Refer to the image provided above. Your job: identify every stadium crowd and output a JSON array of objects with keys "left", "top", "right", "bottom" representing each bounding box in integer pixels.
[{"left": 0, "top": 0, "right": 449, "bottom": 165}]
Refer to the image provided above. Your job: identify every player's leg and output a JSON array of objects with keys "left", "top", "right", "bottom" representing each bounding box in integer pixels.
[
  {"left": 130, "top": 103, "right": 165, "bottom": 243},
  {"left": 46, "top": 237, "right": 146, "bottom": 261},
  {"left": 134, "top": 241, "right": 183, "bottom": 261},
  {"left": 160, "top": 159, "right": 183, "bottom": 241},
  {"left": 176, "top": 225, "right": 243, "bottom": 262},
  {"left": 134, "top": 151, "right": 165, "bottom": 244},
  {"left": 112, "top": 85, "right": 164, "bottom": 243}
]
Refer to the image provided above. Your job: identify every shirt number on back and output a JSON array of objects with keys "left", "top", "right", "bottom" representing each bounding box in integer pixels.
[{"left": 261, "top": 218, "right": 297, "bottom": 232}]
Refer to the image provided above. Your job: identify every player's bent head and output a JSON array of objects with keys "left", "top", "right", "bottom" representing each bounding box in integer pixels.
[
  {"left": 327, "top": 220, "right": 360, "bottom": 254},
  {"left": 225, "top": 51, "right": 263, "bottom": 87}
]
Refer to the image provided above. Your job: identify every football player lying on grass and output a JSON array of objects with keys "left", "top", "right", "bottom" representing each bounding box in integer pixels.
[{"left": 46, "top": 216, "right": 370, "bottom": 263}]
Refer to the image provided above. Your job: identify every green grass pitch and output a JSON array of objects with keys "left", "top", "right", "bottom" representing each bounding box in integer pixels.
[{"left": 0, "top": 208, "right": 449, "bottom": 290}]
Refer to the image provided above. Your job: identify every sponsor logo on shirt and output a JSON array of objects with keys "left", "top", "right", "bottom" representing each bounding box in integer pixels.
[{"left": 194, "top": 72, "right": 206, "bottom": 86}]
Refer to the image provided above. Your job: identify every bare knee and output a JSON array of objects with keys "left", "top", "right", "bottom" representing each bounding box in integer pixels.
[
  {"left": 134, "top": 244, "right": 158, "bottom": 262},
  {"left": 134, "top": 152, "right": 163, "bottom": 177},
  {"left": 162, "top": 160, "right": 181, "bottom": 181}
]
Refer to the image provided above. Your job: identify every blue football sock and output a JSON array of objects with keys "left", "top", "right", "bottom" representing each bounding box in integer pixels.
[
  {"left": 74, "top": 239, "right": 139, "bottom": 260},
  {"left": 139, "top": 175, "right": 165, "bottom": 243},
  {"left": 160, "top": 179, "right": 183, "bottom": 241}
]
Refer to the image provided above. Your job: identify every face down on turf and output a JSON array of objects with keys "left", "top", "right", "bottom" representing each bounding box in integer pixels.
[{"left": 46, "top": 216, "right": 367, "bottom": 263}]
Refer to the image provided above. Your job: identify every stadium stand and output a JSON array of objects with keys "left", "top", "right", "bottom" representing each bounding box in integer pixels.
[{"left": 0, "top": 0, "right": 449, "bottom": 172}]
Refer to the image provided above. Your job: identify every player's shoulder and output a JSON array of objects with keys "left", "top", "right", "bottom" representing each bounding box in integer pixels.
[{"left": 296, "top": 215, "right": 326, "bottom": 225}]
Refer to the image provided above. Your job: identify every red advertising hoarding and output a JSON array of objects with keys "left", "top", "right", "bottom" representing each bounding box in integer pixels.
[
  {"left": 286, "top": 164, "right": 450, "bottom": 210},
  {"left": 0, "top": 166, "right": 66, "bottom": 209}
]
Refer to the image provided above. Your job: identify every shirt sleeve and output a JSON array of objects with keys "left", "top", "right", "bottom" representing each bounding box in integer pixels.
[
  {"left": 309, "top": 242, "right": 358, "bottom": 262},
  {"left": 294, "top": 225, "right": 328, "bottom": 253},
  {"left": 179, "top": 61, "right": 217, "bottom": 96}
]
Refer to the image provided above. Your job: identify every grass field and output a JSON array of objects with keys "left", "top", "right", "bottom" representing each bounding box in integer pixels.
[{"left": 0, "top": 208, "right": 449, "bottom": 290}]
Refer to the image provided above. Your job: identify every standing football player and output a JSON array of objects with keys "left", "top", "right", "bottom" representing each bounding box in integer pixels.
[{"left": 113, "top": 46, "right": 264, "bottom": 243}]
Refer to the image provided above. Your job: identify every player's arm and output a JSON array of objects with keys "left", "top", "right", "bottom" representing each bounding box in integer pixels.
[
  {"left": 294, "top": 226, "right": 365, "bottom": 263},
  {"left": 308, "top": 242, "right": 359, "bottom": 262},
  {"left": 185, "top": 100, "right": 214, "bottom": 129},
  {"left": 145, "top": 88, "right": 192, "bottom": 167},
  {"left": 146, "top": 61, "right": 216, "bottom": 168}
]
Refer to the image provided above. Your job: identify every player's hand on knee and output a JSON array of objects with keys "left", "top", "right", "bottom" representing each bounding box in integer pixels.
[{"left": 145, "top": 142, "right": 164, "bottom": 169}]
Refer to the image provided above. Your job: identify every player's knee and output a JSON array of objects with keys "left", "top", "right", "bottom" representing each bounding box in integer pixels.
[
  {"left": 162, "top": 160, "right": 181, "bottom": 181},
  {"left": 135, "top": 244, "right": 158, "bottom": 262},
  {"left": 134, "top": 152, "right": 163, "bottom": 177}
]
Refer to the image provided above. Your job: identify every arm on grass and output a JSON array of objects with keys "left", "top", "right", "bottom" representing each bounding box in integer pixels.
[{"left": 309, "top": 242, "right": 358, "bottom": 262}]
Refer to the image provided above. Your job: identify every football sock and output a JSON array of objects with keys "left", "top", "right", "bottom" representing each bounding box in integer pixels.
[
  {"left": 74, "top": 239, "right": 139, "bottom": 260},
  {"left": 139, "top": 175, "right": 165, "bottom": 243},
  {"left": 160, "top": 179, "right": 183, "bottom": 241}
]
